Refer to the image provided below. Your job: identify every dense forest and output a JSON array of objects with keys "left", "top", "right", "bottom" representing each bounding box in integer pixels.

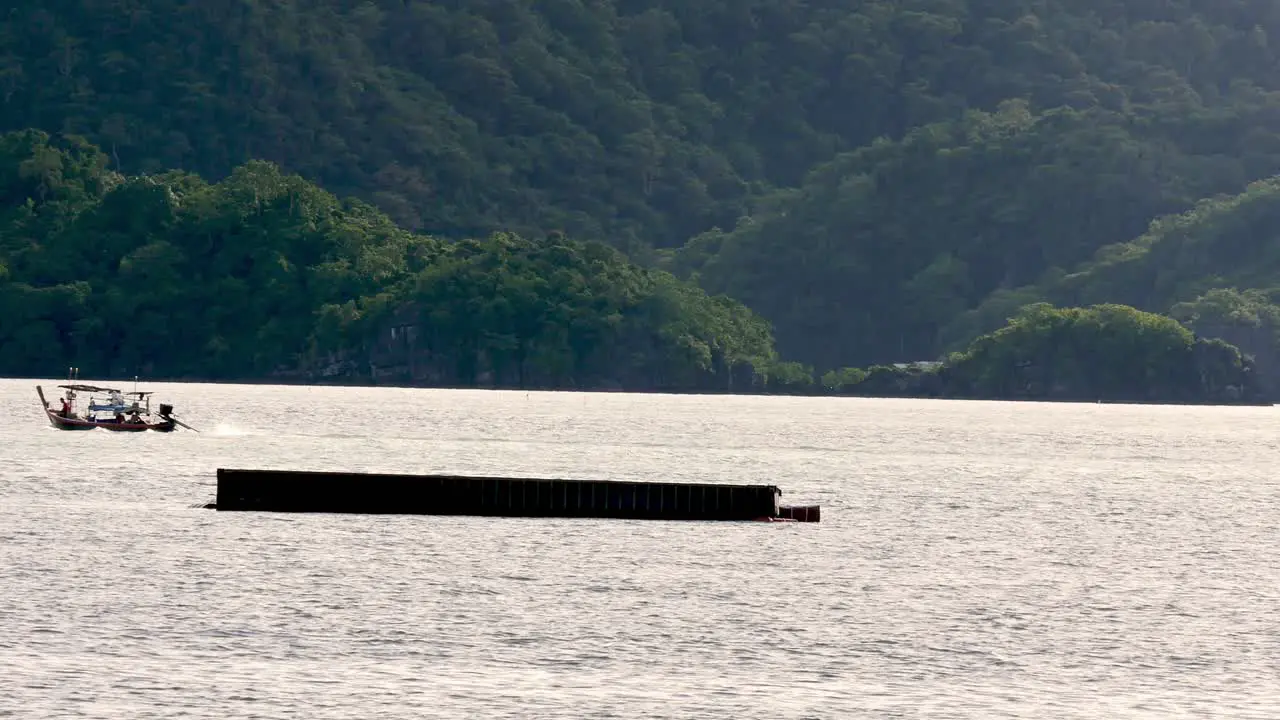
[
  {"left": 814, "top": 303, "right": 1263, "bottom": 404},
  {"left": 0, "top": 130, "right": 799, "bottom": 390},
  {"left": 945, "top": 178, "right": 1280, "bottom": 389},
  {"left": 6, "top": 0, "right": 1280, "bottom": 400},
  {"left": 0, "top": 130, "right": 1261, "bottom": 402}
]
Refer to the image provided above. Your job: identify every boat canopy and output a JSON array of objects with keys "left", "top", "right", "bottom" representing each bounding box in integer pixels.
[
  {"left": 57, "top": 384, "right": 119, "bottom": 393},
  {"left": 56, "top": 385, "right": 152, "bottom": 396}
]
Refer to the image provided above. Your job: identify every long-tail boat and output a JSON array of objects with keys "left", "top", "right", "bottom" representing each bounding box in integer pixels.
[{"left": 36, "top": 383, "right": 197, "bottom": 432}]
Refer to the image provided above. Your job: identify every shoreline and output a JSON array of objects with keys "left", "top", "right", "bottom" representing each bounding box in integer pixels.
[{"left": 8, "top": 373, "right": 1273, "bottom": 407}]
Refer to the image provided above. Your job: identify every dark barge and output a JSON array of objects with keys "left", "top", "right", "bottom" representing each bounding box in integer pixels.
[{"left": 213, "top": 468, "right": 820, "bottom": 522}]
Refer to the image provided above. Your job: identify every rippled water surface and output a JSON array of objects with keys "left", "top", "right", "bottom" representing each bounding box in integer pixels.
[{"left": 2, "top": 378, "right": 1279, "bottom": 718}]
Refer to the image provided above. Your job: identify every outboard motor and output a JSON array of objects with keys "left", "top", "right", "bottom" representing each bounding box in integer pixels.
[{"left": 159, "top": 403, "right": 174, "bottom": 417}]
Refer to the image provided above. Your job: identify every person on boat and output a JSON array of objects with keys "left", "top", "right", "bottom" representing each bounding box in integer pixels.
[
  {"left": 128, "top": 411, "right": 143, "bottom": 424},
  {"left": 59, "top": 397, "right": 72, "bottom": 417},
  {"left": 114, "top": 412, "right": 125, "bottom": 423}
]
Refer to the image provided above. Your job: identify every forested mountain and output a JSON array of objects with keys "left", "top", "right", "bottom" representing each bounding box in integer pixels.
[
  {"left": 817, "top": 303, "right": 1263, "bottom": 405},
  {"left": 665, "top": 0, "right": 1280, "bottom": 368},
  {"left": 0, "top": 130, "right": 786, "bottom": 389},
  {"left": 943, "top": 178, "right": 1280, "bottom": 386},
  {"left": 7, "top": 0, "right": 1280, "bottom": 379}
]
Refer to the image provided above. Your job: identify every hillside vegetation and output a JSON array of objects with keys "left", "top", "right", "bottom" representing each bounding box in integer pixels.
[
  {"left": 0, "top": 130, "right": 1265, "bottom": 402},
  {"left": 7, "top": 0, "right": 1280, "bottom": 388},
  {"left": 944, "top": 179, "right": 1280, "bottom": 389},
  {"left": 816, "top": 304, "right": 1262, "bottom": 404},
  {"left": 0, "top": 130, "right": 786, "bottom": 390}
]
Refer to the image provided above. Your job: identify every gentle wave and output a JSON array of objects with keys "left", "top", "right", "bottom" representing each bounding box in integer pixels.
[{"left": 3, "top": 379, "right": 1280, "bottom": 718}]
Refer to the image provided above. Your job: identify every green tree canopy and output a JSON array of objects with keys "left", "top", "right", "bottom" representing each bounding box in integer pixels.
[
  {"left": 12, "top": 1, "right": 1280, "bottom": 375},
  {"left": 0, "top": 130, "right": 782, "bottom": 390}
]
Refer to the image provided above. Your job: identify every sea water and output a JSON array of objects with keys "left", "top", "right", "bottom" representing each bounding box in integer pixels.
[{"left": 2, "top": 379, "right": 1278, "bottom": 718}]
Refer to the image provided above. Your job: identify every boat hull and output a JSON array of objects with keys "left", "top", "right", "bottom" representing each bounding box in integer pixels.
[{"left": 45, "top": 409, "right": 176, "bottom": 432}]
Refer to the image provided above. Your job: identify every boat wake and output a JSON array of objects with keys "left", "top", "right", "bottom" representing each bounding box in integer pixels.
[{"left": 209, "top": 423, "right": 252, "bottom": 437}]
